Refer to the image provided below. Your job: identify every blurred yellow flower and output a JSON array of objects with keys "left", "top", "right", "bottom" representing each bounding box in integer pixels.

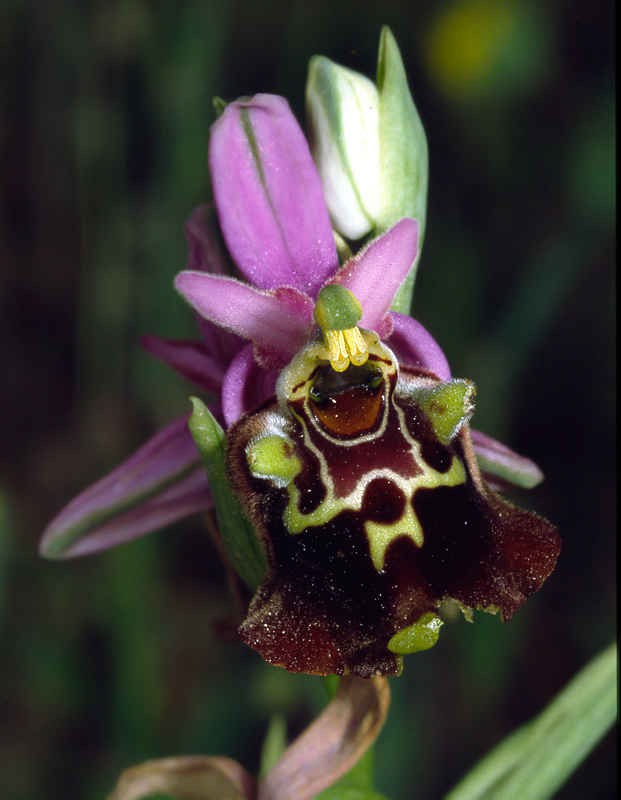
[{"left": 426, "top": 0, "right": 521, "bottom": 98}]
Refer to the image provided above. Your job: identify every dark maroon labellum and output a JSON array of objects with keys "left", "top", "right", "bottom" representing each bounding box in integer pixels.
[{"left": 226, "top": 333, "right": 560, "bottom": 677}]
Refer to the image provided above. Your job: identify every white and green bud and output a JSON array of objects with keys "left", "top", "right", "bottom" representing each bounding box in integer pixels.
[
  {"left": 306, "top": 27, "right": 428, "bottom": 314},
  {"left": 306, "top": 56, "right": 381, "bottom": 241}
]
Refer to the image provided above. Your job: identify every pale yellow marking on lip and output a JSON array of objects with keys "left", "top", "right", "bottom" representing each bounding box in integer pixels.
[
  {"left": 364, "top": 454, "right": 466, "bottom": 570},
  {"left": 366, "top": 505, "right": 424, "bottom": 572}
]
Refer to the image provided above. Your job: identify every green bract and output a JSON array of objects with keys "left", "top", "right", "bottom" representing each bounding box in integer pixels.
[
  {"left": 377, "top": 26, "right": 429, "bottom": 312},
  {"left": 188, "top": 398, "right": 266, "bottom": 590}
]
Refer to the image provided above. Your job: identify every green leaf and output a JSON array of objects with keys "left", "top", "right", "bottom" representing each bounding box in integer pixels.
[
  {"left": 444, "top": 642, "right": 617, "bottom": 800},
  {"left": 188, "top": 397, "right": 266, "bottom": 590}
]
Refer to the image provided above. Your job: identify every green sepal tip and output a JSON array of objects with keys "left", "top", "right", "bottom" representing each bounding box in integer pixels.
[
  {"left": 475, "top": 451, "right": 544, "bottom": 490},
  {"left": 212, "top": 96, "right": 227, "bottom": 118}
]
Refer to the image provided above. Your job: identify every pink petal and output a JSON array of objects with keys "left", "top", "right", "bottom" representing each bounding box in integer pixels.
[
  {"left": 40, "top": 416, "right": 211, "bottom": 559},
  {"left": 209, "top": 94, "right": 339, "bottom": 294},
  {"left": 141, "top": 335, "right": 226, "bottom": 395},
  {"left": 259, "top": 676, "right": 390, "bottom": 800},
  {"left": 387, "top": 312, "right": 452, "bottom": 381},
  {"left": 333, "top": 218, "right": 419, "bottom": 333},
  {"left": 221, "top": 344, "right": 279, "bottom": 428},
  {"left": 471, "top": 429, "right": 545, "bottom": 490},
  {"left": 59, "top": 467, "right": 212, "bottom": 559},
  {"left": 175, "top": 272, "right": 314, "bottom": 366}
]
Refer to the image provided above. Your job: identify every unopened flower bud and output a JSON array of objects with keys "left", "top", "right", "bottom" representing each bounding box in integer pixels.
[
  {"left": 306, "top": 56, "right": 380, "bottom": 241},
  {"left": 306, "top": 28, "right": 429, "bottom": 313}
]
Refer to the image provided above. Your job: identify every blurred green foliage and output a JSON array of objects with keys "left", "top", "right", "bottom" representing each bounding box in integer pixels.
[{"left": 0, "top": 1, "right": 615, "bottom": 799}]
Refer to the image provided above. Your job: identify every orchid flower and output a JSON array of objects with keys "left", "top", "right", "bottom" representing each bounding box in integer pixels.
[
  {"left": 41, "top": 35, "right": 558, "bottom": 681},
  {"left": 39, "top": 28, "right": 565, "bottom": 800},
  {"left": 40, "top": 94, "right": 541, "bottom": 561}
]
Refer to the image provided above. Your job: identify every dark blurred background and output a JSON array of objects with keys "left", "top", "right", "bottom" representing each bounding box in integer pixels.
[{"left": 0, "top": 1, "right": 615, "bottom": 798}]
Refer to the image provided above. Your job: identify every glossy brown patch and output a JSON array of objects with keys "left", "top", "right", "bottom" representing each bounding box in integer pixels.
[{"left": 309, "top": 363, "right": 384, "bottom": 437}]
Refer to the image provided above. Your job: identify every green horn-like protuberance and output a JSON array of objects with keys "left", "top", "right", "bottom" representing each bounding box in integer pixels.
[
  {"left": 417, "top": 379, "right": 476, "bottom": 445},
  {"left": 388, "top": 612, "right": 443, "bottom": 654}
]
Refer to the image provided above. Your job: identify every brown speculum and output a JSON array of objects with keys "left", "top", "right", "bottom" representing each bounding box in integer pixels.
[{"left": 308, "top": 363, "right": 384, "bottom": 437}]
